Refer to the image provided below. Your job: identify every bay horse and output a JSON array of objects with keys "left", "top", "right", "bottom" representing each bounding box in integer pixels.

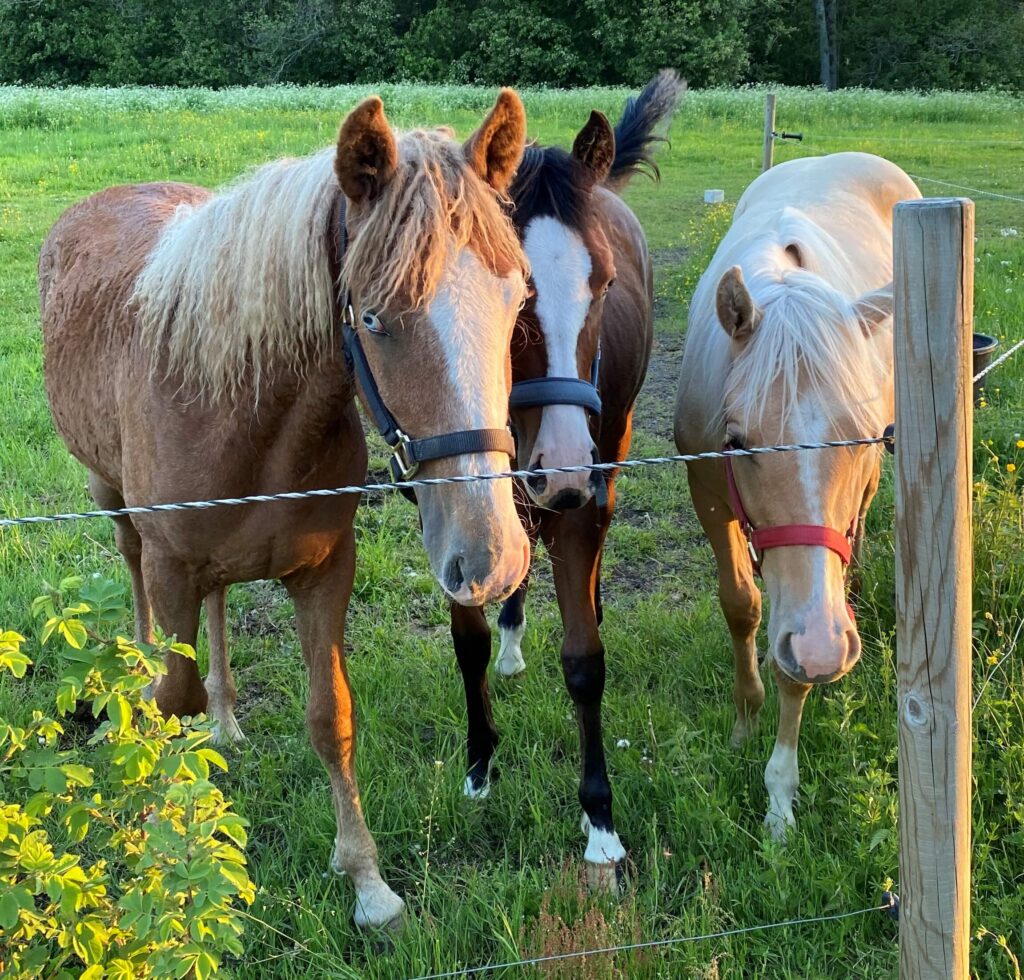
[
  {"left": 450, "top": 71, "right": 683, "bottom": 889},
  {"left": 38, "top": 92, "right": 533, "bottom": 928},
  {"left": 674, "top": 152, "right": 919, "bottom": 836}
]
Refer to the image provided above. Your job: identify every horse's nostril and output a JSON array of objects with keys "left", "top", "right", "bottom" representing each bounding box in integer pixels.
[
  {"left": 526, "top": 457, "right": 548, "bottom": 495},
  {"left": 443, "top": 556, "right": 466, "bottom": 595}
]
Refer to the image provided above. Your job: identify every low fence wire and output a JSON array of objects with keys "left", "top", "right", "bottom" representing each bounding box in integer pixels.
[{"left": 407, "top": 902, "right": 893, "bottom": 980}]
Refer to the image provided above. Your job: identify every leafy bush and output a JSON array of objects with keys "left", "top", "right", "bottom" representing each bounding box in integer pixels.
[{"left": 0, "top": 576, "right": 253, "bottom": 980}]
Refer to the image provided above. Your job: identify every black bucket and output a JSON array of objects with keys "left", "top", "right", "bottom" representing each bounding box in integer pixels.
[{"left": 973, "top": 333, "right": 1000, "bottom": 406}]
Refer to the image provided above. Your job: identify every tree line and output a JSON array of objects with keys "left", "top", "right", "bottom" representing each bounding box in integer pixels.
[{"left": 1, "top": 0, "right": 1021, "bottom": 91}]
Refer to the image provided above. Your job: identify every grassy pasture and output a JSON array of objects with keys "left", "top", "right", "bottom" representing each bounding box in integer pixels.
[{"left": 1, "top": 83, "right": 1023, "bottom": 977}]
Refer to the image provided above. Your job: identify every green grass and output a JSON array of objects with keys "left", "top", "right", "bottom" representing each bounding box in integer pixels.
[{"left": 1, "top": 82, "right": 1023, "bottom": 978}]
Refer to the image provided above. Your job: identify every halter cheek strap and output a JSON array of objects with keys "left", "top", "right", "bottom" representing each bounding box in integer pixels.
[
  {"left": 723, "top": 446, "right": 854, "bottom": 576},
  {"left": 341, "top": 318, "right": 515, "bottom": 485},
  {"left": 338, "top": 209, "right": 515, "bottom": 496}
]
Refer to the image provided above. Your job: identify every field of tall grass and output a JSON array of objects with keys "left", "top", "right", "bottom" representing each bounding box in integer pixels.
[{"left": 1, "top": 82, "right": 1023, "bottom": 977}]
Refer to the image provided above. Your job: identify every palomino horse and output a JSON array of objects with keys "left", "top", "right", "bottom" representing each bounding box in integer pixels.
[
  {"left": 674, "top": 152, "right": 919, "bottom": 836},
  {"left": 450, "top": 71, "right": 683, "bottom": 888},
  {"left": 39, "top": 92, "right": 533, "bottom": 928}
]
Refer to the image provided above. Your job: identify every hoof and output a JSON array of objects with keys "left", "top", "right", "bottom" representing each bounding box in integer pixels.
[
  {"left": 763, "top": 808, "right": 795, "bottom": 841},
  {"left": 494, "top": 651, "right": 526, "bottom": 678},
  {"left": 730, "top": 712, "right": 760, "bottom": 748},
  {"left": 463, "top": 775, "right": 491, "bottom": 800},
  {"left": 210, "top": 712, "right": 246, "bottom": 745},
  {"left": 585, "top": 859, "right": 625, "bottom": 896},
  {"left": 352, "top": 884, "right": 406, "bottom": 932}
]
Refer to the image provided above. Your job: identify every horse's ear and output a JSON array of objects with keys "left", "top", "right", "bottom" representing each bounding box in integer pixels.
[
  {"left": 335, "top": 96, "right": 398, "bottom": 204},
  {"left": 716, "top": 266, "right": 760, "bottom": 344},
  {"left": 854, "top": 283, "right": 893, "bottom": 335},
  {"left": 464, "top": 89, "right": 527, "bottom": 194},
  {"left": 572, "top": 110, "right": 615, "bottom": 185}
]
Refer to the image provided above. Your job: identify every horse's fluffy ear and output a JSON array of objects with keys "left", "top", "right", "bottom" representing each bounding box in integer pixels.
[
  {"left": 854, "top": 283, "right": 893, "bottom": 335},
  {"left": 572, "top": 110, "right": 615, "bottom": 185},
  {"left": 716, "top": 266, "right": 760, "bottom": 344},
  {"left": 464, "top": 89, "right": 527, "bottom": 194},
  {"left": 335, "top": 96, "right": 398, "bottom": 204}
]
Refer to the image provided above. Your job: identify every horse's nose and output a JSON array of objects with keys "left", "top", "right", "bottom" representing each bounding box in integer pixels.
[{"left": 775, "top": 624, "right": 861, "bottom": 684}]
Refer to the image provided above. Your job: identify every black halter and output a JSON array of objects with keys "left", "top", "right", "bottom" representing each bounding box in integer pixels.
[
  {"left": 508, "top": 346, "right": 602, "bottom": 414},
  {"left": 337, "top": 210, "right": 516, "bottom": 496}
]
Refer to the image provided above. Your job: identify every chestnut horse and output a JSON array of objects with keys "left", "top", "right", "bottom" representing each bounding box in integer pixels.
[
  {"left": 39, "top": 92, "right": 533, "bottom": 928},
  {"left": 674, "top": 152, "right": 919, "bottom": 836},
  {"left": 450, "top": 71, "right": 683, "bottom": 889}
]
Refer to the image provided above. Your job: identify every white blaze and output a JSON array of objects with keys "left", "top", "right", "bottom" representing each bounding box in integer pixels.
[{"left": 520, "top": 216, "right": 597, "bottom": 494}]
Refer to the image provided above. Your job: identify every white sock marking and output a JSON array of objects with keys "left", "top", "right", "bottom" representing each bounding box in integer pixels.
[{"left": 495, "top": 619, "right": 527, "bottom": 676}]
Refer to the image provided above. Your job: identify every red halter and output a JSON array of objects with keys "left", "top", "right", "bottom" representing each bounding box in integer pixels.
[{"left": 723, "top": 446, "right": 855, "bottom": 578}]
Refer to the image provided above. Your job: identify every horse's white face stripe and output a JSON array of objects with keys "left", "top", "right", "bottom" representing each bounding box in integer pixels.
[
  {"left": 429, "top": 247, "right": 523, "bottom": 440},
  {"left": 523, "top": 216, "right": 592, "bottom": 377},
  {"left": 795, "top": 402, "right": 829, "bottom": 607}
]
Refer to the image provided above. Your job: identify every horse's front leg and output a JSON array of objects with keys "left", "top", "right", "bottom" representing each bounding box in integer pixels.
[
  {"left": 495, "top": 577, "right": 529, "bottom": 677},
  {"left": 764, "top": 662, "right": 812, "bottom": 839},
  {"left": 451, "top": 603, "right": 499, "bottom": 798},
  {"left": 544, "top": 496, "right": 624, "bottom": 894},
  {"left": 688, "top": 468, "right": 765, "bottom": 746},
  {"left": 495, "top": 517, "right": 536, "bottom": 677},
  {"left": 284, "top": 531, "right": 404, "bottom": 931}
]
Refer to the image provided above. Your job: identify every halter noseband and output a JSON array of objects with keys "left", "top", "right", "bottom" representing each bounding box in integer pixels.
[
  {"left": 338, "top": 209, "right": 515, "bottom": 493},
  {"left": 508, "top": 346, "right": 602, "bottom": 415},
  {"left": 723, "top": 444, "right": 854, "bottom": 577}
]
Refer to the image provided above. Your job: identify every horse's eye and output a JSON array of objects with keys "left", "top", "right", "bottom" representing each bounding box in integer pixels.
[
  {"left": 726, "top": 432, "right": 746, "bottom": 450},
  {"left": 604, "top": 278, "right": 615, "bottom": 295},
  {"left": 361, "top": 312, "right": 388, "bottom": 336}
]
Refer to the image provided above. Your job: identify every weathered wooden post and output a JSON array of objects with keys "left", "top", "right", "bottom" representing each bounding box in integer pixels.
[
  {"left": 762, "top": 93, "right": 776, "bottom": 172},
  {"left": 893, "top": 197, "right": 974, "bottom": 980}
]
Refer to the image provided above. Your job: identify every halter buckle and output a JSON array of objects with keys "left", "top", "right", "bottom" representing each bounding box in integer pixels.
[
  {"left": 392, "top": 430, "right": 419, "bottom": 481},
  {"left": 342, "top": 301, "right": 356, "bottom": 328}
]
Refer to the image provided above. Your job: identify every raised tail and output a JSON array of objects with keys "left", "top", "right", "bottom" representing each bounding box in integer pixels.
[{"left": 606, "top": 69, "right": 686, "bottom": 192}]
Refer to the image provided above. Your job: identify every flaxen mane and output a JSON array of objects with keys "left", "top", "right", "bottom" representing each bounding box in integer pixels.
[
  {"left": 343, "top": 129, "right": 528, "bottom": 316},
  {"left": 723, "top": 211, "right": 892, "bottom": 439},
  {"left": 134, "top": 129, "right": 527, "bottom": 401}
]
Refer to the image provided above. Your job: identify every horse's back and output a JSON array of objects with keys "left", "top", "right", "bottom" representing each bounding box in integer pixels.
[
  {"left": 736, "top": 152, "right": 919, "bottom": 226},
  {"left": 40, "top": 182, "right": 210, "bottom": 488}
]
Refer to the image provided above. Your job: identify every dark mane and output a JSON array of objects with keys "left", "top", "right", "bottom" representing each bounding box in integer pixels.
[{"left": 508, "top": 144, "right": 591, "bottom": 233}]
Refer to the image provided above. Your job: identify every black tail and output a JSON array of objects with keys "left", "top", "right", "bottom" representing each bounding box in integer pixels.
[{"left": 606, "top": 69, "right": 686, "bottom": 192}]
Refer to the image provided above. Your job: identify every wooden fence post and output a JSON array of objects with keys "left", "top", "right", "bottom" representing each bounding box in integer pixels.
[
  {"left": 893, "top": 197, "right": 974, "bottom": 980},
  {"left": 762, "top": 93, "right": 776, "bottom": 172}
]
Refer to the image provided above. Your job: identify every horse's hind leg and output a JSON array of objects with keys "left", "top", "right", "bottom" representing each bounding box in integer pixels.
[
  {"left": 142, "top": 551, "right": 208, "bottom": 718},
  {"left": 495, "top": 577, "right": 529, "bottom": 677},
  {"left": 87, "top": 472, "right": 152, "bottom": 644},
  {"left": 452, "top": 603, "right": 499, "bottom": 797},
  {"left": 204, "top": 588, "right": 244, "bottom": 743},
  {"left": 688, "top": 468, "right": 765, "bottom": 746},
  {"left": 284, "top": 531, "right": 404, "bottom": 930}
]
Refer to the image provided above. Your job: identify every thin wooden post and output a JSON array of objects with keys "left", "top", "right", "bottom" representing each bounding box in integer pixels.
[
  {"left": 893, "top": 197, "right": 974, "bottom": 980},
  {"left": 762, "top": 93, "right": 776, "bottom": 172}
]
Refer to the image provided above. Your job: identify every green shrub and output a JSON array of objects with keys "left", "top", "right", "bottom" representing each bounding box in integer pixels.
[{"left": 0, "top": 576, "right": 254, "bottom": 979}]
